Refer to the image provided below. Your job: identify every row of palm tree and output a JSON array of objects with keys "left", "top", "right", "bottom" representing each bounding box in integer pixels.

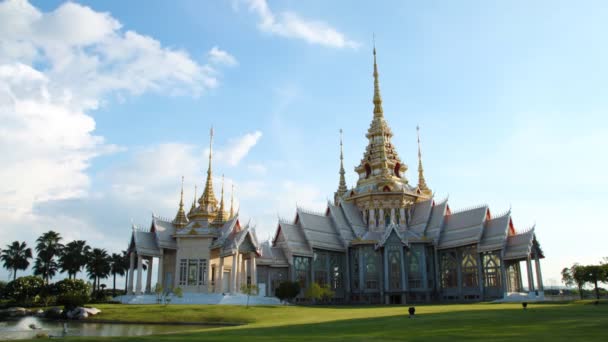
[{"left": 0, "top": 230, "right": 131, "bottom": 295}]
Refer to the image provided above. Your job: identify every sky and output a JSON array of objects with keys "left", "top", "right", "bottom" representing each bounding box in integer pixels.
[{"left": 1, "top": 0, "right": 607, "bottom": 288}]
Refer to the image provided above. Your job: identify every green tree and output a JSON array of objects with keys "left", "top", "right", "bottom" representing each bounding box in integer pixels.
[
  {"left": 59, "top": 240, "right": 90, "bottom": 280},
  {"left": 1, "top": 241, "right": 33, "bottom": 280},
  {"left": 86, "top": 248, "right": 111, "bottom": 293},
  {"left": 305, "top": 282, "right": 323, "bottom": 302},
  {"left": 110, "top": 252, "right": 127, "bottom": 296},
  {"left": 4, "top": 276, "right": 44, "bottom": 304},
  {"left": 275, "top": 281, "right": 300, "bottom": 304},
  {"left": 33, "top": 231, "right": 63, "bottom": 284},
  {"left": 241, "top": 283, "right": 259, "bottom": 308},
  {"left": 583, "top": 265, "right": 607, "bottom": 300}
]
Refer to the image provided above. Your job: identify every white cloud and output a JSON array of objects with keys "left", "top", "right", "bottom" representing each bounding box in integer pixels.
[
  {"left": 208, "top": 46, "right": 239, "bottom": 67},
  {"left": 213, "top": 131, "right": 263, "bottom": 166},
  {"left": 0, "top": 0, "right": 238, "bottom": 260},
  {"left": 247, "top": 163, "right": 268, "bottom": 175},
  {"left": 239, "top": 0, "right": 359, "bottom": 49}
]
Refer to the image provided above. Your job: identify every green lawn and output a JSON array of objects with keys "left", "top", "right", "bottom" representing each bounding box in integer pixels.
[{"left": 44, "top": 301, "right": 608, "bottom": 341}]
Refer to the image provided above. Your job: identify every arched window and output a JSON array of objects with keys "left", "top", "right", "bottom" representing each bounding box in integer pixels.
[
  {"left": 395, "top": 209, "right": 401, "bottom": 225},
  {"left": 365, "top": 164, "right": 371, "bottom": 179},
  {"left": 440, "top": 251, "right": 458, "bottom": 288},
  {"left": 483, "top": 252, "right": 501, "bottom": 288},
  {"left": 408, "top": 247, "right": 423, "bottom": 288},
  {"left": 384, "top": 210, "right": 391, "bottom": 227},
  {"left": 461, "top": 247, "right": 478, "bottom": 288},
  {"left": 394, "top": 163, "right": 401, "bottom": 177}
]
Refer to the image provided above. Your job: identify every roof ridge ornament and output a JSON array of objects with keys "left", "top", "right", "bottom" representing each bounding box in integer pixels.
[
  {"left": 334, "top": 128, "right": 348, "bottom": 205},
  {"left": 416, "top": 125, "right": 431, "bottom": 197},
  {"left": 172, "top": 176, "right": 189, "bottom": 228}
]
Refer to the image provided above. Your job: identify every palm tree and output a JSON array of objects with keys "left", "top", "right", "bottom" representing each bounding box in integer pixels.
[
  {"left": 86, "top": 248, "right": 111, "bottom": 293},
  {"left": 110, "top": 253, "right": 127, "bottom": 296},
  {"left": 1, "top": 241, "right": 33, "bottom": 280},
  {"left": 33, "top": 231, "right": 63, "bottom": 284},
  {"left": 59, "top": 240, "right": 90, "bottom": 280}
]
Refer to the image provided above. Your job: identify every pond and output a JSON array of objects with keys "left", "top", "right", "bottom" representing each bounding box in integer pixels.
[{"left": 0, "top": 316, "right": 218, "bottom": 340}]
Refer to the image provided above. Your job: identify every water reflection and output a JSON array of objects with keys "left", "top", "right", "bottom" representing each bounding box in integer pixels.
[{"left": 0, "top": 316, "right": 214, "bottom": 340}]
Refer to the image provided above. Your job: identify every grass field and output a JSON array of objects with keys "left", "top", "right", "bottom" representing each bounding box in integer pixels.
[{"left": 39, "top": 301, "right": 608, "bottom": 341}]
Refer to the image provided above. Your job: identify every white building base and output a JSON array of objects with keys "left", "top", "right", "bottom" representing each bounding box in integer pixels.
[
  {"left": 115, "top": 293, "right": 281, "bottom": 306},
  {"left": 493, "top": 292, "right": 546, "bottom": 303}
]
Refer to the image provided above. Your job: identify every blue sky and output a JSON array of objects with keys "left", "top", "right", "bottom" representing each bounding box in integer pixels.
[{"left": 1, "top": 0, "right": 607, "bottom": 287}]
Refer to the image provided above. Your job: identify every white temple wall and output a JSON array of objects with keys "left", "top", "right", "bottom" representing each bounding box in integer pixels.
[
  {"left": 162, "top": 249, "right": 176, "bottom": 290},
  {"left": 175, "top": 237, "right": 213, "bottom": 293}
]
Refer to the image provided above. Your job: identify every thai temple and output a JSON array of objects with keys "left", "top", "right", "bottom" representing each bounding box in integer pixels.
[{"left": 127, "top": 47, "right": 545, "bottom": 304}]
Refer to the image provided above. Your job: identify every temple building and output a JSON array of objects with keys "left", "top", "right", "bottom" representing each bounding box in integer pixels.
[{"left": 126, "top": 48, "right": 545, "bottom": 304}]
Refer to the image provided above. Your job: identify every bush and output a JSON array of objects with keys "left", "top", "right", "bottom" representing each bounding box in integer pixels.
[
  {"left": 57, "top": 294, "right": 89, "bottom": 310},
  {"left": 50, "top": 279, "right": 90, "bottom": 297},
  {"left": 275, "top": 281, "right": 300, "bottom": 303},
  {"left": 4, "top": 276, "right": 44, "bottom": 305}
]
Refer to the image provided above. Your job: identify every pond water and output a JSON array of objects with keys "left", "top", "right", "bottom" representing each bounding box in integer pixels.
[{"left": 0, "top": 316, "right": 217, "bottom": 340}]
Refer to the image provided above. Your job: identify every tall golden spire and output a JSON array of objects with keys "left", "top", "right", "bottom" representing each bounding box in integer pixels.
[
  {"left": 173, "top": 176, "right": 189, "bottom": 228},
  {"left": 198, "top": 127, "right": 218, "bottom": 212},
  {"left": 229, "top": 183, "right": 235, "bottom": 218},
  {"left": 373, "top": 41, "right": 383, "bottom": 119},
  {"left": 417, "top": 125, "right": 431, "bottom": 196},
  {"left": 335, "top": 129, "right": 348, "bottom": 205}
]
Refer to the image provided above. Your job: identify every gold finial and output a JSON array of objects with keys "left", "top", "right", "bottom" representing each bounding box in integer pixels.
[
  {"left": 173, "top": 176, "right": 189, "bottom": 227},
  {"left": 213, "top": 174, "right": 228, "bottom": 224},
  {"left": 417, "top": 125, "right": 430, "bottom": 193},
  {"left": 230, "top": 183, "right": 235, "bottom": 218},
  {"left": 335, "top": 129, "right": 347, "bottom": 205},
  {"left": 372, "top": 38, "right": 383, "bottom": 118},
  {"left": 196, "top": 126, "right": 219, "bottom": 217},
  {"left": 188, "top": 184, "right": 197, "bottom": 217}
]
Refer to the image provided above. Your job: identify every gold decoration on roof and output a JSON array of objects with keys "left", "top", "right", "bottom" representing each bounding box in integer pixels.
[
  {"left": 229, "top": 183, "right": 235, "bottom": 218},
  {"left": 334, "top": 129, "right": 348, "bottom": 205},
  {"left": 172, "top": 176, "right": 189, "bottom": 228},
  {"left": 416, "top": 125, "right": 432, "bottom": 197},
  {"left": 191, "top": 127, "right": 219, "bottom": 221},
  {"left": 187, "top": 184, "right": 197, "bottom": 219},
  {"left": 354, "top": 45, "right": 409, "bottom": 190},
  {"left": 213, "top": 174, "right": 229, "bottom": 224}
]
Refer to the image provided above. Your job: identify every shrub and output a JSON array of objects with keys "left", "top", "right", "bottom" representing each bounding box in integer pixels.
[
  {"left": 0, "top": 281, "right": 6, "bottom": 299},
  {"left": 57, "top": 293, "right": 89, "bottom": 310},
  {"left": 275, "top": 281, "right": 300, "bottom": 304},
  {"left": 51, "top": 279, "right": 90, "bottom": 297},
  {"left": 4, "top": 276, "right": 44, "bottom": 304}
]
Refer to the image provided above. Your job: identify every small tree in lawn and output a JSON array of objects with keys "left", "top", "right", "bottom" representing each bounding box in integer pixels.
[
  {"left": 154, "top": 283, "right": 163, "bottom": 304},
  {"left": 241, "top": 283, "right": 259, "bottom": 308},
  {"left": 275, "top": 281, "right": 300, "bottom": 305},
  {"left": 584, "top": 265, "right": 607, "bottom": 300},
  {"left": 320, "top": 285, "right": 335, "bottom": 303},
  {"left": 562, "top": 264, "right": 587, "bottom": 299},
  {"left": 305, "top": 282, "right": 323, "bottom": 303}
]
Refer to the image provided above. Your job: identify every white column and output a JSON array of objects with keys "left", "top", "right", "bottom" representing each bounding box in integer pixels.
[
  {"left": 369, "top": 209, "right": 375, "bottom": 229},
  {"left": 378, "top": 209, "right": 384, "bottom": 228},
  {"left": 217, "top": 257, "right": 224, "bottom": 293},
  {"left": 135, "top": 254, "right": 143, "bottom": 294},
  {"left": 145, "top": 257, "right": 153, "bottom": 293},
  {"left": 157, "top": 250, "right": 164, "bottom": 289},
  {"left": 128, "top": 252, "right": 135, "bottom": 294},
  {"left": 251, "top": 254, "right": 257, "bottom": 290},
  {"left": 243, "top": 256, "right": 249, "bottom": 286},
  {"left": 535, "top": 254, "right": 544, "bottom": 298},
  {"left": 231, "top": 253, "right": 238, "bottom": 294},
  {"left": 526, "top": 257, "right": 535, "bottom": 296},
  {"left": 390, "top": 208, "right": 396, "bottom": 225}
]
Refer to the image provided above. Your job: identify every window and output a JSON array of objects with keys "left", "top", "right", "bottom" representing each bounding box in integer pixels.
[
  {"left": 461, "top": 247, "right": 478, "bottom": 288},
  {"left": 330, "top": 253, "right": 343, "bottom": 290},
  {"left": 395, "top": 210, "right": 401, "bottom": 225},
  {"left": 313, "top": 251, "right": 328, "bottom": 287},
  {"left": 440, "top": 251, "right": 458, "bottom": 288},
  {"left": 179, "top": 259, "right": 207, "bottom": 286},
  {"left": 384, "top": 210, "right": 391, "bottom": 227},
  {"left": 483, "top": 252, "right": 501, "bottom": 288},
  {"left": 363, "top": 247, "right": 379, "bottom": 289},
  {"left": 179, "top": 259, "right": 187, "bottom": 286},
  {"left": 394, "top": 163, "right": 401, "bottom": 177},
  {"left": 408, "top": 247, "right": 422, "bottom": 289},
  {"left": 352, "top": 249, "right": 360, "bottom": 290},
  {"left": 365, "top": 164, "right": 371, "bottom": 178},
  {"left": 294, "top": 256, "right": 310, "bottom": 289},
  {"left": 388, "top": 245, "right": 401, "bottom": 290}
]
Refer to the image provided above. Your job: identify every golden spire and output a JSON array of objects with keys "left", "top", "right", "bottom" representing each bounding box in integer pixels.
[
  {"left": 417, "top": 125, "right": 431, "bottom": 195},
  {"left": 188, "top": 184, "right": 197, "bottom": 218},
  {"left": 197, "top": 127, "right": 218, "bottom": 214},
  {"left": 214, "top": 174, "right": 228, "bottom": 224},
  {"left": 173, "top": 176, "right": 189, "bottom": 228},
  {"left": 335, "top": 129, "right": 347, "bottom": 205},
  {"left": 373, "top": 40, "right": 383, "bottom": 119},
  {"left": 229, "top": 183, "right": 235, "bottom": 218}
]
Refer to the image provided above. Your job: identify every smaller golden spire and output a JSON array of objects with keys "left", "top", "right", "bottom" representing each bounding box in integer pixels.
[
  {"left": 188, "top": 185, "right": 197, "bottom": 218},
  {"left": 417, "top": 125, "right": 430, "bottom": 195},
  {"left": 229, "top": 183, "right": 235, "bottom": 218},
  {"left": 213, "top": 174, "right": 228, "bottom": 224},
  {"left": 173, "top": 176, "right": 189, "bottom": 228}
]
